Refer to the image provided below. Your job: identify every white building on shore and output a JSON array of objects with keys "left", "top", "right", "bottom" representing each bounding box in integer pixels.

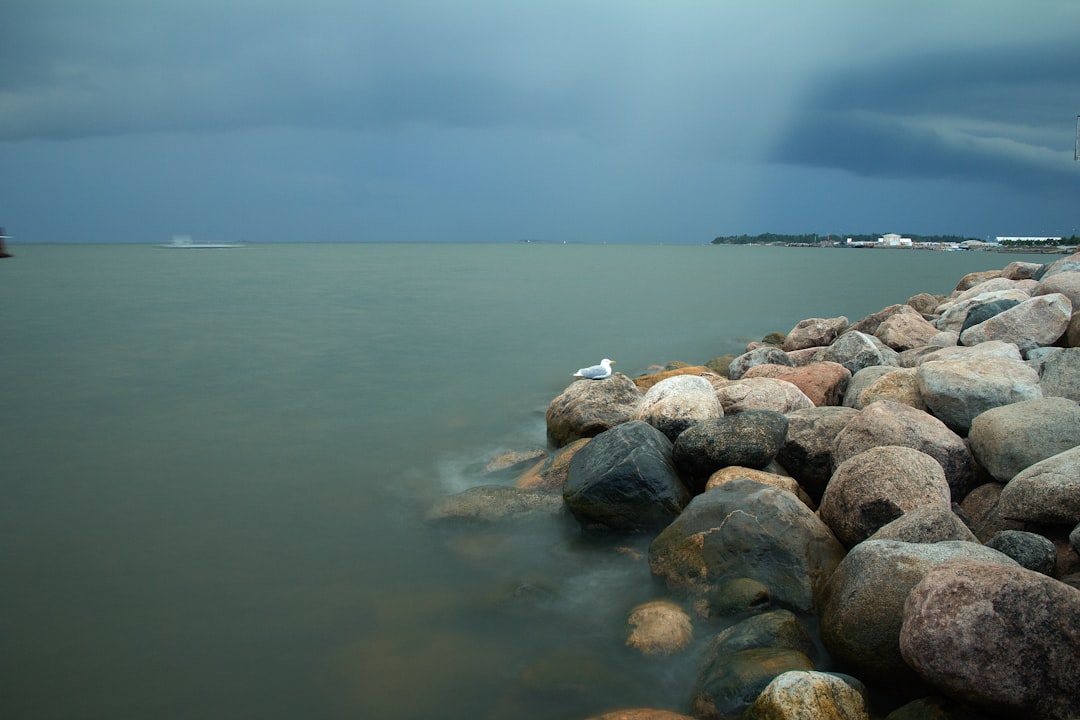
[{"left": 878, "top": 233, "right": 913, "bottom": 247}]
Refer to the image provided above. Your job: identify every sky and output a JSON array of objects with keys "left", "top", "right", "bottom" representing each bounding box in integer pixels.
[{"left": 2, "top": 0, "right": 1079, "bottom": 244}]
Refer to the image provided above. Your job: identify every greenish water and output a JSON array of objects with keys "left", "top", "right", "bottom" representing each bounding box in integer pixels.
[{"left": 0, "top": 243, "right": 1035, "bottom": 719}]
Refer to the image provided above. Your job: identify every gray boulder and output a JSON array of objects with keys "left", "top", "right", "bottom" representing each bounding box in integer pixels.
[
  {"left": 900, "top": 559, "right": 1080, "bottom": 720},
  {"left": 968, "top": 397, "right": 1080, "bottom": 482},
  {"left": 986, "top": 529, "right": 1057, "bottom": 576},
  {"left": 1040, "top": 347, "right": 1080, "bottom": 401},
  {"left": 672, "top": 411, "right": 789, "bottom": 492},
  {"left": 818, "top": 540, "right": 1017, "bottom": 684},
  {"left": 998, "top": 446, "right": 1080, "bottom": 526},
  {"left": 632, "top": 374, "right": 723, "bottom": 442},
  {"left": 935, "top": 289, "right": 1029, "bottom": 333},
  {"left": 916, "top": 356, "right": 1043, "bottom": 435},
  {"left": 546, "top": 373, "right": 644, "bottom": 447},
  {"left": 728, "top": 346, "right": 794, "bottom": 380},
  {"left": 958, "top": 297, "right": 1021, "bottom": 335},
  {"left": 832, "top": 400, "right": 980, "bottom": 500},
  {"left": 776, "top": 406, "right": 858, "bottom": 503},
  {"left": 843, "top": 366, "right": 898, "bottom": 408},
  {"left": 916, "top": 339, "right": 1022, "bottom": 364},
  {"left": 846, "top": 303, "right": 922, "bottom": 337},
  {"left": 1035, "top": 269, "right": 1080, "bottom": 308},
  {"left": 867, "top": 504, "right": 978, "bottom": 544},
  {"left": 822, "top": 331, "right": 901, "bottom": 374},
  {"left": 782, "top": 316, "right": 848, "bottom": 351},
  {"left": 563, "top": 421, "right": 689, "bottom": 533},
  {"left": 959, "top": 293, "right": 1072, "bottom": 350},
  {"left": 649, "top": 479, "right": 845, "bottom": 612},
  {"left": 1037, "top": 251, "right": 1080, "bottom": 279},
  {"left": 820, "top": 446, "right": 952, "bottom": 548}
]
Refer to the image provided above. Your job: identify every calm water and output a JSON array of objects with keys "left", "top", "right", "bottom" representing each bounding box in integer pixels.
[{"left": 0, "top": 243, "right": 1034, "bottom": 719}]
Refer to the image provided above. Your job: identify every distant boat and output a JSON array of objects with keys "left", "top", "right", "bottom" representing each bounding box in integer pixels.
[
  {"left": 0, "top": 227, "right": 11, "bottom": 258},
  {"left": 158, "top": 234, "right": 243, "bottom": 249}
]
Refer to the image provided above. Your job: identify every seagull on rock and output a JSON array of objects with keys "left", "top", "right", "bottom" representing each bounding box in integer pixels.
[{"left": 573, "top": 358, "right": 615, "bottom": 379}]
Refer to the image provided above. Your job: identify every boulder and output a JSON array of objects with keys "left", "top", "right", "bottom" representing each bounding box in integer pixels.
[
  {"left": 564, "top": 421, "right": 689, "bottom": 533},
  {"left": 843, "top": 366, "right": 898, "bottom": 408},
  {"left": 855, "top": 367, "right": 926, "bottom": 411},
  {"left": 822, "top": 331, "right": 901, "bottom": 374},
  {"left": 927, "top": 330, "right": 959, "bottom": 346},
  {"left": 997, "top": 446, "right": 1080, "bottom": 526},
  {"left": 958, "top": 482, "right": 1026, "bottom": 542},
  {"left": 900, "top": 559, "right": 1080, "bottom": 720},
  {"left": 786, "top": 346, "right": 827, "bottom": 366},
  {"left": 967, "top": 397, "right": 1080, "bottom": 482},
  {"left": 743, "top": 671, "right": 869, "bottom": 720},
  {"left": 515, "top": 438, "right": 589, "bottom": 492},
  {"left": 775, "top": 406, "right": 858, "bottom": 503},
  {"left": 916, "top": 339, "right": 1022, "bottom": 364},
  {"left": 818, "top": 539, "right": 1017, "bottom": 684},
  {"left": 820, "top": 446, "right": 952, "bottom": 548},
  {"left": 633, "top": 365, "right": 720, "bottom": 391},
  {"left": 915, "top": 356, "right": 1043, "bottom": 435},
  {"left": 740, "top": 361, "right": 851, "bottom": 407},
  {"left": 701, "top": 578, "right": 772, "bottom": 619},
  {"left": 715, "top": 377, "right": 813, "bottom": 415},
  {"left": 1037, "top": 251, "right": 1080, "bottom": 278},
  {"left": 782, "top": 316, "right": 848, "bottom": 351},
  {"left": 705, "top": 467, "right": 812, "bottom": 508},
  {"left": 632, "top": 374, "right": 724, "bottom": 442},
  {"left": 426, "top": 485, "right": 567, "bottom": 524},
  {"left": 1001, "top": 260, "right": 1044, "bottom": 281},
  {"left": 875, "top": 312, "right": 942, "bottom": 351},
  {"left": 959, "top": 293, "right": 1072, "bottom": 350},
  {"left": 934, "top": 289, "right": 1030, "bottom": 333},
  {"left": 832, "top": 400, "right": 980, "bottom": 500},
  {"left": 955, "top": 269, "right": 1003, "bottom": 291},
  {"left": 958, "top": 297, "right": 1021, "bottom": 335},
  {"left": 907, "top": 292, "right": 943, "bottom": 315},
  {"left": 482, "top": 448, "right": 547, "bottom": 474},
  {"left": 846, "top": 304, "right": 922, "bottom": 337},
  {"left": 985, "top": 530, "right": 1057, "bottom": 576},
  {"left": 867, "top": 504, "right": 978, "bottom": 544},
  {"left": 1035, "top": 270, "right": 1080, "bottom": 309},
  {"left": 546, "top": 373, "right": 644, "bottom": 447},
  {"left": 1068, "top": 310, "right": 1080, "bottom": 348},
  {"left": 672, "top": 411, "right": 789, "bottom": 492},
  {"left": 728, "top": 346, "right": 794, "bottom": 380},
  {"left": 625, "top": 600, "right": 694, "bottom": 656},
  {"left": 1040, "top": 347, "right": 1080, "bottom": 401},
  {"left": 649, "top": 479, "right": 845, "bottom": 612}
]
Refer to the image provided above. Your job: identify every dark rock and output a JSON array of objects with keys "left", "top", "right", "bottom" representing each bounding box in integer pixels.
[
  {"left": 776, "top": 406, "right": 858, "bottom": 503},
  {"left": 986, "top": 529, "right": 1057, "bottom": 576},
  {"left": 563, "top": 421, "right": 689, "bottom": 533},
  {"left": 868, "top": 504, "right": 979, "bottom": 544},
  {"left": 958, "top": 298, "right": 1021, "bottom": 336},
  {"left": 672, "top": 411, "right": 789, "bottom": 492}
]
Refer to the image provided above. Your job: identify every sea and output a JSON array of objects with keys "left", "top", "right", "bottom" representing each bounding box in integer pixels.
[{"left": 0, "top": 243, "right": 1038, "bottom": 719}]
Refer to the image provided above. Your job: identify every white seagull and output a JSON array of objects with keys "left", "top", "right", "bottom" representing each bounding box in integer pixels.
[{"left": 573, "top": 358, "right": 615, "bottom": 379}]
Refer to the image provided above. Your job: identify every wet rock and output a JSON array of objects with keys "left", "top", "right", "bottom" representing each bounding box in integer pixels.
[
  {"left": 776, "top": 406, "right": 858, "bottom": 503},
  {"left": 546, "top": 372, "right": 644, "bottom": 447},
  {"left": 985, "top": 529, "right": 1057, "bottom": 576},
  {"left": 515, "top": 438, "right": 589, "bottom": 492},
  {"left": 483, "top": 448, "right": 548, "bottom": 474},
  {"left": 782, "top": 316, "right": 848, "bottom": 352},
  {"left": 650, "top": 479, "right": 845, "bottom": 612},
  {"left": 740, "top": 361, "right": 851, "bottom": 407},
  {"left": 867, "top": 504, "right": 978, "bottom": 544},
  {"left": 427, "top": 485, "right": 567, "bottom": 524},
  {"left": 818, "top": 540, "right": 1017, "bottom": 684},
  {"left": 959, "top": 293, "right": 1071, "bottom": 350},
  {"left": 832, "top": 400, "right": 980, "bottom": 501},
  {"left": 876, "top": 312, "right": 942, "bottom": 351},
  {"left": 820, "top": 446, "right": 952, "bottom": 548},
  {"left": 900, "top": 559, "right": 1080, "bottom": 720},
  {"left": 915, "top": 356, "right": 1042, "bottom": 435},
  {"left": 564, "top": 421, "right": 689, "bottom": 533},
  {"left": 729, "top": 346, "right": 794, "bottom": 380},
  {"left": 625, "top": 600, "right": 694, "bottom": 656},
  {"left": 715, "top": 377, "right": 814, "bottom": 415},
  {"left": 672, "top": 411, "right": 789, "bottom": 492},
  {"left": 743, "top": 670, "right": 869, "bottom": 720},
  {"left": 701, "top": 578, "right": 772, "bottom": 619},
  {"left": 586, "top": 711, "right": 697, "bottom": 720},
  {"left": 1039, "top": 347, "right": 1080, "bottom": 401},
  {"left": 967, "top": 396, "right": 1080, "bottom": 482},
  {"left": 997, "top": 446, "right": 1080, "bottom": 526},
  {"left": 632, "top": 374, "right": 723, "bottom": 442},
  {"left": 822, "top": 331, "right": 901, "bottom": 374}
]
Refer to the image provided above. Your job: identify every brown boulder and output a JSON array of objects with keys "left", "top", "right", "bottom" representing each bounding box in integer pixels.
[
  {"left": 782, "top": 316, "right": 848, "bottom": 351},
  {"left": 546, "top": 373, "right": 644, "bottom": 447},
  {"left": 740, "top": 361, "right": 851, "bottom": 407}
]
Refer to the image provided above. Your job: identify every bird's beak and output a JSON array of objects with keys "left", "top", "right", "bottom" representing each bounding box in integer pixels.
[{"left": 610, "top": 360, "right": 616, "bottom": 364}]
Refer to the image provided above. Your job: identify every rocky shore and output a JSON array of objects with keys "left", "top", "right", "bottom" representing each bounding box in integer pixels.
[{"left": 430, "top": 254, "right": 1080, "bottom": 720}]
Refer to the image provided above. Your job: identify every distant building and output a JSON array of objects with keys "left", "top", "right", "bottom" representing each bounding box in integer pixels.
[{"left": 879, "top": 233, "right": 913, "bottom": 247}]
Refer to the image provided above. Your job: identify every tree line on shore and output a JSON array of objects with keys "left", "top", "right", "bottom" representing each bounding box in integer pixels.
[{"left": 711, "top": 233, "right": 981, "bottom": 246}]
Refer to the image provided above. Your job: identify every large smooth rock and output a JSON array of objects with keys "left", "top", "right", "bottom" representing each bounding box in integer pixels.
[
  {"left": 782, "top": 316, "right": 848, "bottom": 352},
  {"left": 715, "top": 377, "right": 814, "bottom": 415},
  {"left": 867, "top": 504, "right": 978, "bottom": 544},
  {"left": 822, "top": 331, "right": 900, "bottom": 374},
  {"left": 564, "top": 421, "right": 689, "bottom": 533},
  {"left": 632, "top": 374, "right": 723, "bottom": 442},
  {"left": 1035, "top": 270, "right": 1080, "bottom": 308},
  {"left": 855, "top": 367, "right": 926, "bottom": 411},
  {"left": 776, "top": 406, "right": 858, "bottom": 503},
  {"left": 900, "top": 559, "right": 1080, "bottom": 720},
  {"left": 985, "top": 529, "right": 1057, "bottom": 576},
  {"left": 846, "top": 303, "right": 922, "bottom": 337},
  {"left": 818, "top": 540, "right": 1017, "bottom": 684},
  {"left": 649, "top": 479, "right": 845, "bottom": 612},
  {"left": 916, "top": 339, "right": 1023, "bottom": 364},
  {"left": 1002, "top": 260, "right": 1044, "bottom": 281},
  {"left": 958, "top": 297, "right": 1021, "bottom": 335},
  {"left": 1040, "top": 347, "right": 1080, "bottom": 401},
  {"left": 705, "top": 466, "right": 812, "bottom": 508},
  {"left": 968, "top": 397, "right": 1080, "bottom": 482},
  {"left": 820, "top": 446, "right": 952, "bottom": 548},
  {"left": 546, "top": 373, "right": 644, "bottom": 447},
  {"left": 625, "top": 600, "right": 693, "bottom": 656},
  {"left": 672, "top": 411, "right": 789, "bottom": 492},
  {"left": 729, "top": 346, "right": 794, "bottom": 380},
  {"left": 959, "top": 293, "right": 1072, "bottom": 350},
  {"left": 842, "top": 366, "right": 898, "bottom": 408},
  {"left": 832, "top": 400, "right": 980, "bottom": 500},
  {"left": 875, "top": 312, "right": 941, "bottom": 351},
  {"left": 916, "top": 356, "right": 1043, "bottom": 435},
  {"left": 934, "top": 289, "right": 1030, "bottom": 333},
  {"left": 955, "top": 269, "right": 1004, "bottom": 292},
  {"left": 744, "top": 671, "right": 869, "bottom": 720},
  {"left": 741, "top": 362, "right": 851, "bottom": 407},
  {"left": 633, "top": 365, "right": 721, "bottom": 391},
  {"left": 997, "top": 446, "right": 1080, "bottom": 525},
  {"left": 1037, "top": 251, "right": 1080, "bottom": 279}
]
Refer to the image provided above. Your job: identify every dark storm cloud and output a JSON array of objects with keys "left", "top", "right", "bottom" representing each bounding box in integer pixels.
[{"left": 770, "top": 39, "right": 1080, "bottom": 191}]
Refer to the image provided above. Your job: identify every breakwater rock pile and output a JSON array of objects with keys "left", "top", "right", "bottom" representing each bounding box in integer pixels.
[{"left": 430, "top": 255, "right": 1080, "bottom": 720}]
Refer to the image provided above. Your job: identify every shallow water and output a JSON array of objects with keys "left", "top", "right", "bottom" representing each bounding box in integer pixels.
[{"left": 0, "top": 243, "right": 1036, "bottom": 719}]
